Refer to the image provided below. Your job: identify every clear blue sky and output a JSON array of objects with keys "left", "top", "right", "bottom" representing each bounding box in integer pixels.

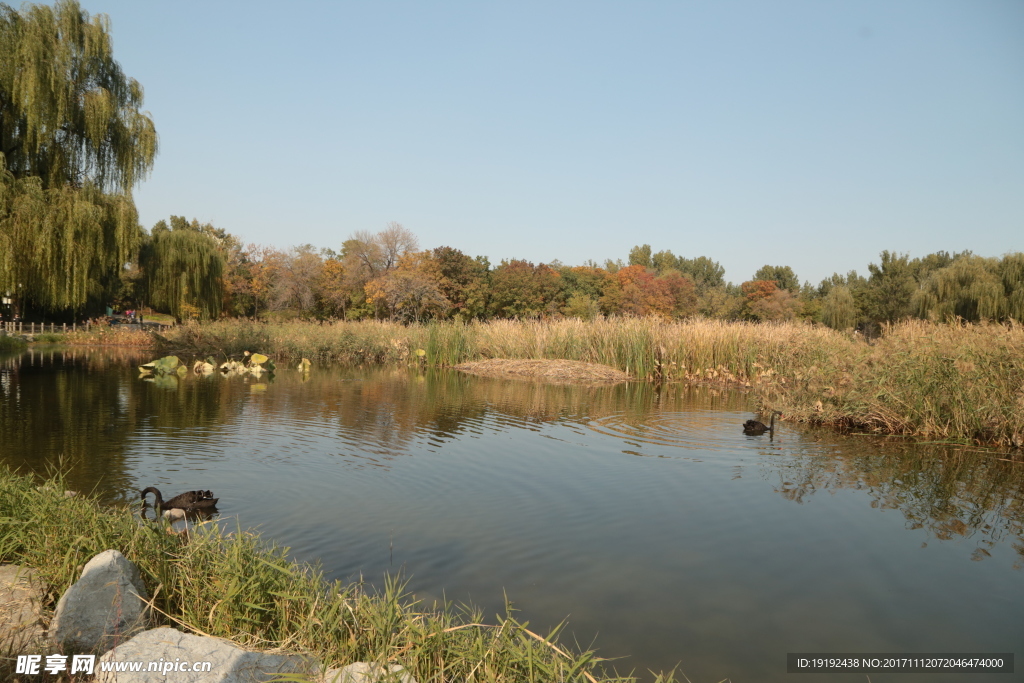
[{"left": 85, "top": 0, "right": 1023, "bottom": 286}]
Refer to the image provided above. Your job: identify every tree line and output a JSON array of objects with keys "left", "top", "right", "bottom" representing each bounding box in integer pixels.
[
  {"left": 106, "top": 221, "right": 1024, "bottom": 330},
  {"left": 1, "top": 1, "right": 1021, "bottom": 330}
]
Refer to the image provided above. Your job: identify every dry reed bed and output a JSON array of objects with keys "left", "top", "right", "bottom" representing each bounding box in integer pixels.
[
  {"left": 781, "top": 321, "right": 1024, "bottom": 446},
  {"left": 158, "top": 318, "right": 1024, "bottom": 446},
  {"left": 27, "top": 325, "right": 155, "bottom": 347},
  {"left": 452, "top": 359, "right": 633, "bottom": 384}
]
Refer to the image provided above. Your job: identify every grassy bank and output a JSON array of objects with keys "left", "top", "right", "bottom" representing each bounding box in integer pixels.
[
  {"left": 0, "top": 335, "right": 28, "bottom": 353},
  {"left": 0, "top": 468, "right": 681, "bottom": 682},
  {"left": 158, "top": 318, "right": 1024, "bottom": 446}
]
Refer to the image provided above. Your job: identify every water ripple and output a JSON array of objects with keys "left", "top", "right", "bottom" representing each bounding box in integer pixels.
[{"left": 586, "top": 410, "right": 747, "bottom": 452}]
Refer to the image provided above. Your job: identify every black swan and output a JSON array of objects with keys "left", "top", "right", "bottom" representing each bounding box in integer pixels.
[
  {"left": 743, "top": 411, "right": 782, "bottom": 435},
  {"left": 140, "top": 487, "right": 218, "bottom": 511}
]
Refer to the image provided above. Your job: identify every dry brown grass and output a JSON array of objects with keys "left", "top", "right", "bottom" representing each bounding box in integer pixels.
[
  {"left": 33, "top": 319, "right": 155, "bottom": 348},
  {"left": 452, "top": 359, "right": 632, "bottom": 384}
]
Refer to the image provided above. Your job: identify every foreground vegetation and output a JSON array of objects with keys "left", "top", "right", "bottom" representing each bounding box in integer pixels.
[
  {"left": 0, "top": 335, "right": 26, "bottom": 353},
  {"left": 156, "top": 317, "right": 1024, "bottom": 447},
  {"left": 0, "top": 468, "right": 684, "bottom": 682}
]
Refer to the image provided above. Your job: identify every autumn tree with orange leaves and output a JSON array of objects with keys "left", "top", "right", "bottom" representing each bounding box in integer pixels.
[{"left": 741, "top": 279, "right": 802, "bottom": 321}]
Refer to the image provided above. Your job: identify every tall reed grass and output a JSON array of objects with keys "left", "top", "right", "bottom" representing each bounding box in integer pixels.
[
  {"left": 159, "top": 318, "right": 842, "bottom": 381},
  {"left": 38, "top": 322, "right": 155, "bottom": 347},
  {"left": 0, "top": 468, "right": 683, "bottom": 682},
  {"left": 155, "top": 317, "right": 1024, "bottom": 446},
  {"left": 771, "top": 320, "right": 1024, "bottom": 446}
]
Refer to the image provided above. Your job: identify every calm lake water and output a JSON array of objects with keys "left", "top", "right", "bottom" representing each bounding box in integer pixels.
[{"left": 1, "top": 347, "right": 1022, "bottom": 682}]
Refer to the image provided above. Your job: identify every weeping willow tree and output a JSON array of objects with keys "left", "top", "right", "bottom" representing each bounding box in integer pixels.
[
  {"left": 820, "top": 285, "right": 859, "bottom": 330},
  {"left": 140, "top": 218, "right": 225, "bottom": 322},
  {"left": 999, "top": 252, "right": 1024, "bottom": 322},
  {"left": 0, "top": 0, "right": 156, "bottom": 315},
  {"left": 914, "top": 254, "right": 1024, "bottom": 323}
]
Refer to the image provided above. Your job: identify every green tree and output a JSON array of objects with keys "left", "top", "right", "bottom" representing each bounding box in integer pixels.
[
  {"left": 914, "top": 254, "right": 1021, "bottom": 322},
  {"left": 488, "top": 260, "right": 562, "bottom": 318},
  {"left": 821, "top": 285, "right": 858, "bottom": 330},
  {"left": 0, "top": 1, "right": 157, "bottom": 189},
  {"left": 677, "top": 256, "right": 726, "bottom": 294},
  {"left": 563, "top": 292, "right": 601, "bottom": 320},
  {"left": 140, "top": 218, "right": 225, "bottom": 321},
  {"left": 556, "top": 264, "right": 606, "bottom": 320},
  {"left": 0, "top": 0, "right": 157, "bottom": 316},
  {"left": 863, "top": 251, "right": 918, "bottom": 322},
  {"left": 862, "top": 250, "right": 967, "bottom": 324},
  {"left": 753, "top": 265, "right": 799, "bottom": 293},
  {"left": 557, "top": 265, "right": 606, "bottom": 300},
  {"left": 0, "top": 177, "right": 142, "bottom": 313},
  {"left": 912, "top": 250, "right": 960, "bottom": 279},
  {"left": 1000, "top": 252, "right": 1024, "bottom": 322},
  {"left": 628, "top": 244, "right": 653, "bottom": 269},
  {"left": 817, "top": 270, "right": 866, "bottom": 298},
  {"left": 603, "top": 258, "right": 624, "bottom": 274},
  {"left": 697, "top": 286, "right": 744, "bottom": 319},
  {"left": 429, "top": 246, "right": 490, "bottom": 320},
  {"left": 651, "top": 249, "right": 679, "bottom": 274}
]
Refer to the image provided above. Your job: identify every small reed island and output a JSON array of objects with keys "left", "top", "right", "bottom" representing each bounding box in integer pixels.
[{"left": 452, "top": 359, "right": 632, "bottom": 384}]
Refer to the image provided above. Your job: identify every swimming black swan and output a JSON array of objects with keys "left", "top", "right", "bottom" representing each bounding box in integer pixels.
[
  {"left": 743, "top": 411, "right": 782, "bottom": 435},
  {"left": 140, "top": 487, "right": 218, "bottom": 511}
]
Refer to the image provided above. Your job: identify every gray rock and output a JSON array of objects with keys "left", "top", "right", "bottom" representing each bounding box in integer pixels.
[
  {"left": 0, "top": 564, "right": 47, "bottom": 653},
  {"left": 323, "top": 662, "right": 418, "bottom": 683},
  {"left": 95, "top": 627, "right": 319, "bottom": 682},
  {"left": 50, "top": 549, "right": 151, "bottom": 653}
]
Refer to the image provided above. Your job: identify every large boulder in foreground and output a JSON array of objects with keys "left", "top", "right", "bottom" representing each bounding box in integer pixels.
[
  {"left": 95, "top": 627, "right": 318, "bottom": 682},
  {"left": 50, "top": 549, "right": 151, "bottom": 653},
  {"left": 323, "top": 662, "right": 418, "bottom": 683},
  {"left": 0, "top": 564, "right": 47, "bottom": 653}
]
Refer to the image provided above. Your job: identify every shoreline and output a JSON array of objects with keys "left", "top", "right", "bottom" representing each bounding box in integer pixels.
[
  {"left": 0, "top": 467, "right": 664, "bottom": 682},
  {"left": 6, "top": 317, "right": 1024, "bottom": 448}
]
